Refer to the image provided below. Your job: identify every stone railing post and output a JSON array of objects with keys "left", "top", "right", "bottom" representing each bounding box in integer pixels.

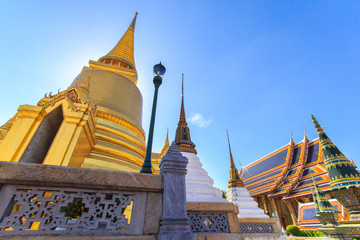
[{"left": 158, "top": 142, "right": 193, "bottom": 240}]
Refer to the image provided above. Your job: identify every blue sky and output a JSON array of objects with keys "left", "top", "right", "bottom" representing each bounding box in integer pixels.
[{"left": 1, "top": 1, "right": 360, "bottom": 191}]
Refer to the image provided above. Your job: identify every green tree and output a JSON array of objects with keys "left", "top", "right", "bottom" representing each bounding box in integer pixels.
[{"left": 221, "top": 190, "right": 227, "bottom": 199}]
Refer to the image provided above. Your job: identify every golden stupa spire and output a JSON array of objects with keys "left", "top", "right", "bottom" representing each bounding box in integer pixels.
[
  {"left": 227, "top": 130, "right": 236, "bottom": 169},
  {"left": 98, "top": 12, "right": 138, "bottom": 70},
  {"left": 227, "top": 130, "right": 244, "bottom": 188},
  {"left": 160, "top": 129, "right": 170, "bottom": 158}
]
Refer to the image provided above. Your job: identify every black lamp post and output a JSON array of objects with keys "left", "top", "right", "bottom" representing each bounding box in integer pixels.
[{"left": 140, "top": 62, "right": 166, "bottom": 174}]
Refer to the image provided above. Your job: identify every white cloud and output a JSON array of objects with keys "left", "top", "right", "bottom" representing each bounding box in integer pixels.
[{"left": 187, "top": 113, "right": 212, "bottom": 128}]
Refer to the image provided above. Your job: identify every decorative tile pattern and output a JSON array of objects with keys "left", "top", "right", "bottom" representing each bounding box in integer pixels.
[
  {"left": 306, "top": 143, "right": 319, "bottom": 163},
  {"left": 303, "top": 208, "right": 317, "bottom": 220},
  {"left": 0, "top": 187, "right": 136, "bottom": 235},
  {"left": 187, "top": 212, "right": 229, "bottom": 233},
  {"left": 242, "top": 148, "right": 288, "bottom": 181},
  {"left": 290, "top": 146, "right": 301, "bottom": 165},
  {"left": 240, "top": 223, "right": 274, "bottom": 234}
]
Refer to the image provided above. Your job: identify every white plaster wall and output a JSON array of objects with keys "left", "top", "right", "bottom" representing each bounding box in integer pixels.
[
  {"left": 226, "top": 187, "right": 269, "bottom": 218},
  {"left": 182, "top": 152, "right": 227, "bottom": 203}
]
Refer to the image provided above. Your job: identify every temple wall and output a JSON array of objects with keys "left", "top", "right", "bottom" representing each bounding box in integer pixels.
[
  {"left": 0, "top": 145, "right": 249, "bottom": 239},
  {"left": 0, "top": 161, "right": 163, "bottom": 238}
]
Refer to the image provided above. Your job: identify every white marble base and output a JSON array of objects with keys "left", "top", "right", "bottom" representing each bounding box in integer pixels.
[
  {"left": 182, "top": 152, "right": 227, "bottom": 203},
  {"left": 226, "top": 187, "right": 269, "bottom": 218}
]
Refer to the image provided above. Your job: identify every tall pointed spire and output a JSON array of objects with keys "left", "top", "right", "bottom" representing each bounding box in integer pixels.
[
  {"left": 227, "top": 130, "right": 236, "bottom": 169},
  {"left": 98, "top": 12, "right": 138, "bottom": 70},
  {"left": 175, "top": 74, "right": 197, "bottom": 154},
  {"left": 311, "top": 175, "right": 336, "bottom": 213},
  {"left": 160, "top": 128, "right": 170, "bottom": 158},
  {"left": 165, "top": 128, "right": 169, "bottom": 144},
  {"left": 179, "top": 73, "right": 186, "bottom": 124},
  {"left": 227, "top": 130, "right": 244, "bottom": 188},
  {"left": 311, "top": 115, "right": 360, "bottom": 189}
]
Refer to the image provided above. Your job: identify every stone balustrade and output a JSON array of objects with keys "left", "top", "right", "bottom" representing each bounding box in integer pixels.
[
  {"left": 0, "top": 161, "right": 163, "bottom": 239},
  {"left": 0, "top": 143, "right": 284, "bottom": 240}
]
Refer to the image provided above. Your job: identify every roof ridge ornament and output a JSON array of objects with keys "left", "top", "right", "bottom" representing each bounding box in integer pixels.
[{"left": 320, "top": 121, "right": 325, "bottom": 130}]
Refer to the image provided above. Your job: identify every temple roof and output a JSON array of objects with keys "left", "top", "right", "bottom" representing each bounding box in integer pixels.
[
  {"left": 242, "top": 135, "right": 330, "bottom": 199},
  {"left": 242, "top": 116, "right": 359, "bottom": 199},
  {"left": 174, "top": 74, "right": 197, "bottom": 154}
]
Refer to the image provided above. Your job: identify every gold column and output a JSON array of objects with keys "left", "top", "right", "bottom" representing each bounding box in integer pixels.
[
  {"left": 0, "top": 105, "right": 45, "bottom": 162},
  {"left": 43, "top": 104, "right": 94, "bottom": 167},
  {"left": 269, "top": 198, "right": 281, "bottom": 220},
  {"left": 284, "top": 200, "right": 298, "bottom": 225},
  {"left": 260, "top": 195, "right": 269, "bottom": 215}
]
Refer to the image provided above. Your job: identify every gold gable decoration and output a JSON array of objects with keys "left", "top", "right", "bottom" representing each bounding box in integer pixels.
[{"left": 38, "top": 87, "right": 97, "bottom": 116}]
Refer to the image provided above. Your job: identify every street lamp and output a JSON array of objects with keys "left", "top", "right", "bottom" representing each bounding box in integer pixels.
[{"left": 140, "top": 62, "right": 166, "bottom": 174}]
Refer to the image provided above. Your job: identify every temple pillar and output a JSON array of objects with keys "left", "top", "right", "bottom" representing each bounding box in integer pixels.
[
  {"left": 0, "top": 105, "right": 45, "bottom": 162},
  {"left": 269, "top": 198, "right": 286, "bottom": 228},
  {"left": 158, "top": 142, "right": 193, "bottom": 240},
  {"left": 284, "top": 199, "right": 298, "bottom": 225},
  {"left": 260, "top": 195, "right": 270, "bottom": 215},
  {"left": 269, "top": 198, "right": 280, "bottom": 218}
]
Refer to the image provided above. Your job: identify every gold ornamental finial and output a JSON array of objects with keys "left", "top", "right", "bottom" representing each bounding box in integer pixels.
[
  {"left": 226, "top": 129, "right": 235, "bottom": 168},
  {"left": 303, "top": 126, "right": 309, "bottom": 142},
  {"left": 320, "top": 121, "right": 325, "bottom": 130},
  {"left": 99, "top": 12, "right": 138, "bottom": 70},
  {"left": 130, "top": 12, "right": 138, "bottom": 29}
]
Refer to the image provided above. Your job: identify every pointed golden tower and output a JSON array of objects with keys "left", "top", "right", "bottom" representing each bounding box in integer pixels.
[
  {"left": 98, "top": 13, "right": 137, "bottom": 71},
  {"left": 160, "top": 129, "right": 170, "bottom": 159},
  {"left": 174, "top": 74, "right": 197, "bottom": 154},
  {"left": 73, "top": 12, "right": 146, "bottom": 172},
  {"left": 227, "top": 130, "right": 244, "bottom": 188},
  {"left": 0, "top": 13, "right": 147, "bottom": 173}
]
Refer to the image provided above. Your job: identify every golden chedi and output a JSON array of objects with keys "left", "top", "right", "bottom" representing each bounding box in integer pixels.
[{"left": 0, "top": 13, "right": 165, "bottom": 173}]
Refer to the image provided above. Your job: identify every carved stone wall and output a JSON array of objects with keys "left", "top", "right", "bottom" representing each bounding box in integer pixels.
[
  {"left": 187, "top": 212, "right": 229, "bottom": 233},
  {"left": 238, "top": 217, "right": 282, "bottom": 240},
  {"left": 0, "top": 161, "right": 163, "bottom": 238},
  {"left": 0, "top": 186, "right": 146, "bottom": 236},
  {"left": 239, "top": 223, "right": 274, "bottom": 234}
]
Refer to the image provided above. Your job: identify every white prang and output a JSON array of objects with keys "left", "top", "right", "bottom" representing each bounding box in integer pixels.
[
  {"left": 182, "top": 151, "right": 227, "bottom": 203},
  {"left": 226, "top": 187, "right": 269, "bottom": 218}
]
